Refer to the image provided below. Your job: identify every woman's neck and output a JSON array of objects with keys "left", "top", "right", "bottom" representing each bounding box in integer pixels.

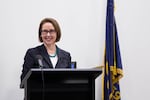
[{"left": 44, "top": 43, "right": 56, "bottom": 55}]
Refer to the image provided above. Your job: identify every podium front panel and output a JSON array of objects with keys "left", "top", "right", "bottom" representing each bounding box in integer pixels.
[{"left": 22, "top": 68, "right": 102, "bottom": 100}]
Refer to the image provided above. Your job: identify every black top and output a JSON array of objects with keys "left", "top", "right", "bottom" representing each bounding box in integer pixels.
[{"left": 21, "top": 44, "right": 71, "bottom": 81}]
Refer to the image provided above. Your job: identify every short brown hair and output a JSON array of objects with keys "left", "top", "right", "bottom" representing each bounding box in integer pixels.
[{"left": 38, "top": 18, "right": 61, "bottom": 42}]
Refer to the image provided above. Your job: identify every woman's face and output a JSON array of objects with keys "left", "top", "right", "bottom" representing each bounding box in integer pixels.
[{"left": 41, "top": 22, "right": 57, "bottom": 46}]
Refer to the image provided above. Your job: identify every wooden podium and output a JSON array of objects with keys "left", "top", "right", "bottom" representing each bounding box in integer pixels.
[{"left": 20, "top": 68, "right": 102, "bottom": 100}]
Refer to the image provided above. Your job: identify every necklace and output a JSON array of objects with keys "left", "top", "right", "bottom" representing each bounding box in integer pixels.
[
  {"left": 49, "top": 53, "right": 57, "bottom": 57},
  {"left": 49, "top": 48, "right": 57, "bottom": 58}
]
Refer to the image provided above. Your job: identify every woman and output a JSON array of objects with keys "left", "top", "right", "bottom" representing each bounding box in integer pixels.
[{"left": 21, "top": 18, "right": 71, "bottom": 81}]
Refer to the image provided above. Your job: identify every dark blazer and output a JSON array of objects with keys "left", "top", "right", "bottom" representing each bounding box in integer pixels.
[{"left": 21, "top": 44, "right": 71, "bottom": 81}]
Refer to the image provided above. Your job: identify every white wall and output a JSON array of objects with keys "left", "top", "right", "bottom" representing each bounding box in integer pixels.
[
  {"left": 116, "top": 0, "right": 150, "bottom": 99},
  {"left": 0, "top": 0, "right": 150, "bottom": 100}
]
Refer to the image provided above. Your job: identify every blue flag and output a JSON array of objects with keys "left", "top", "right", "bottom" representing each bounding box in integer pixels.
[{"left": 102, "top": 0, "right": 123, "bottom": 100}]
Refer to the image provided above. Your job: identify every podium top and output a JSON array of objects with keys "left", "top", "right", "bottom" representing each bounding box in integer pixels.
[{"left": 20, "top": 68, "right": 102, "bottom": 88}]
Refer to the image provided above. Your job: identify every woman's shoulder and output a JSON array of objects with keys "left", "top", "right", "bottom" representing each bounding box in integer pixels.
[
  {"left": 57, "top": 46, "right": 70, "bottom": 56},
  {"left": 26, "top": 44, "right": 44, "bottom": 54}
]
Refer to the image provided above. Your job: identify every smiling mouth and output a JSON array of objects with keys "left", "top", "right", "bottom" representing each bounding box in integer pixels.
[
  {"left": 45, "top": 37, "right": 53, "bottom": 40},
  {"left": 46, "top": 38, "right": 51, "bottom": 41}
]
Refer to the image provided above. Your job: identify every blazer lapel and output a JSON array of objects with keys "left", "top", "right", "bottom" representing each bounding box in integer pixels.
[
  {"left": 55, "top": 47, "right": 64, "bottom": 68},
  {"left": 39, "top": 44, "right": 53, "bottom": 68}
]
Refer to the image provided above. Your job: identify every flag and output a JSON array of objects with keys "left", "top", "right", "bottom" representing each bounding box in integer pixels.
[{"left": 102, "top": 0, "right": 123, "bottom": 100}]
